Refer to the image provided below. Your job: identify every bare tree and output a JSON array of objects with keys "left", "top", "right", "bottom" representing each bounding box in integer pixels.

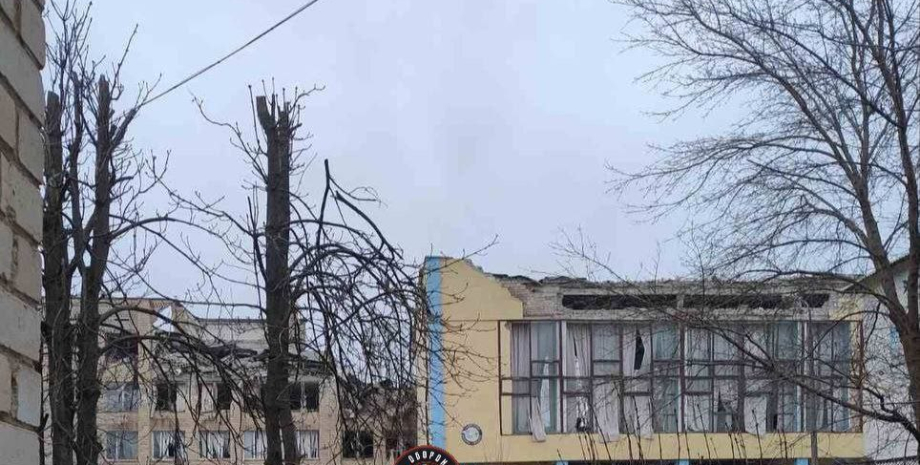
[
  {"left": 40, "top": 3, "right": 247, "bottom": 465},
  {"left": 175, "top": 86, "right": 429, "bottom": 465},
  {"left": 603, "top": 0, "right": 919, "bottom": 455},
  {"left": 257, "top": 93, "right": 299, "bottom": 465},
  {"left": 43, "top": 3, "right": 140, "bottom": 463}
]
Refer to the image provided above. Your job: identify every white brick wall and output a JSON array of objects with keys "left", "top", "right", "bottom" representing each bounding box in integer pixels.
[{"left": 0, "top": 1, "right": 44, "bottom": 464}]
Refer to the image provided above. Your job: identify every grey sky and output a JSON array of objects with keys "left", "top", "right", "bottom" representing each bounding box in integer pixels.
[{"left": 82, "top": 0, "right": 726, "bottom": 297}]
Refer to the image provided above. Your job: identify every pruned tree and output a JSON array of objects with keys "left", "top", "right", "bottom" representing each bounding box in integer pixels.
[
  {"left": 43, "top": 3, "right": 143, "bottom": 464},
  {"left": 41, "top": 3, "right": 252, "bottom": 465},
  {"left": 175, "top": 86, "right": 432, "bottom": 465},
  {"left": 258, "top": 92, "right": 299, "bottom": 465},
  {"left": 600, "top": 0, "right": 920, "bottom": 457}
]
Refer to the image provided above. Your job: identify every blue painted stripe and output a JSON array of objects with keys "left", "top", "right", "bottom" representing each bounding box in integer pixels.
[
  {"left": 555, "top": 461, "right": 569, "bottom": 465},
  {"left": 426, "top": 257, "right": 445, "bottom": 448},
  {"left": 676, "top": 460, "right": 690, "bottom": 465},
  {"left": 794, "top": 458, "right": 809, "bottom": 465}
]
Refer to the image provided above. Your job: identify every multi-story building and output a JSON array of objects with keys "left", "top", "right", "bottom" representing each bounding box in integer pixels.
[
  {"left": 419, "top": 257, "right": 865, "bottom": 465},
  {"left": 85, "top": 299, "right": 415, "bottom": 465}
]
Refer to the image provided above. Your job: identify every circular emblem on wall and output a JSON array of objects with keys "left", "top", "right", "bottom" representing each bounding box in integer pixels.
[
  {"left": 460, "top": 424, "right": 482, "bottom": 445},
  {"left": 393, "top": 445, "right": 459, "bottom": 465}
]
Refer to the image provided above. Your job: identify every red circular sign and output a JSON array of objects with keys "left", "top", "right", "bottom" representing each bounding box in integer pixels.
[{"left": 392, "top": 445, "right": 459, "bottom": 465}]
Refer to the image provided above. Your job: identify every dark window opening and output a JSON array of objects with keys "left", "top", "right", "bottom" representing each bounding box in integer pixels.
[
  {"left": 290, "top": 382, "right": 319, "bottom": 411},
  {"left": 216, "top": 383, "right": 232, "bottom": 410},
  {"left": 684, "top": 294, "right": 783, "bottom": 309},
  {"left": 105, "top": 332, "right": 138, "bottom": 362},
  {"left": 384, "top": 432, "right": 414, "bottom": 458},
  {"left": 684, "top": 293, "right": 828, "bottom": 309},
  {"left": 343, "top": 430, "right": 374, "bottom": 459},
  {"left": 562, "top": 294, "right": 677, "bottom": 310},
  {"left": 155, "top": 382, "right": 177, "bottom": 411}
]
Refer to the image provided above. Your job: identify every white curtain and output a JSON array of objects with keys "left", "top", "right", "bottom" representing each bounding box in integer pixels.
[
  {"left": 100, "top": 386, "right": 117, "bottom": 412},
  {"left": 530, "top": 365, "right": 548, "bottom": 442},
  {"left": 244, "top": 431, "right": 266, "bottom": 459},
  {"left": 200, "top": 383, "right": 215, "bottom": 413},
  {"left": 121, "top": 431, "right": 138, "bottom": 460},
  {"left": 201, "top": 431, "right": 228, "bottom": 458},
  {"left": 744, "top": 395, "right": 768, "bottom": 435},
  {"left": 297, "top": 430, "right": 320, "bottom": 459},
  {"left": 593, "top": 380, "right": 619, "bottom": 442},
  {"left": 685, "top": 395, "right": 711, "bottom": 432},
  {"left": 154, "top": 431, "right": 184, "bottom": 459},
  {"left": 153, "top": 431, "right": 168, "bottom": 458},
  {"left": 623, "top": 393, "right": 653, "bottom": 437},
  {"left": 743, "top": 327, "right": 768, "bottom": 435},
  {"left": 531, "top": 322, "right": 558, "bottom": 438},
  {"left": 510, "top": 324, "right": 531, "bottom": 435},
  {"left": 565, "top": 324, "right": 591, "bottom": 433},
  {"left": 745, "top": 325, "right": 769, "bottom": 362},
  {"left": 175, "top": 379, "right": 188, "bottom": 412}
]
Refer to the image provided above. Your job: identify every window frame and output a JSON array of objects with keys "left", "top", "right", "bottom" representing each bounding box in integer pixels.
[
  {"left": 103, "top": 430, "right": 138, "bottom": 461},
  {"left": 199, "top": 430, "right": 231, "bottom": 459},
  {"left": 342, "top": 430, "right": 374, "bottom": 459},
  {"left": 152, "top": 430, "right": 186, "bottom": 460},
  {"left": 290, "top": 381, "right": 320, "bottom": 412},
  {"left": 154, "top": 381, "right": 178, "bottom": 412},
  {"left": 296, "top": 429, "right": 320, "bottom": 460},
  {"left": 100, "top": 382, "right": 139, "bottom": 413},
  {"left": 500, "top": 318, "right": 856, "bottom": 436},
  {"left": 243, "top": 430, "right": 266, "bottom": 460}
]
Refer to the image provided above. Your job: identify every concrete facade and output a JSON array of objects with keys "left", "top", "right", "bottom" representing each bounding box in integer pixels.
[
  {"left": 0, "top": 0, "right": 44, "bottom": 464},
  {"left": 85, "top": 301, "right": 416, "bottom": 465}
]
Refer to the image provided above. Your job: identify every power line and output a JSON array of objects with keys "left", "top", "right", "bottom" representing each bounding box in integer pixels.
[{"left": 140, "top": 0, "right": 323, "bottom": 109}]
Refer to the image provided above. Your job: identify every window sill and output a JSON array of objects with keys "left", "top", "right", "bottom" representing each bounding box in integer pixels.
[{"left": 503, "top": 430, "right": 861, "bottom": 437}]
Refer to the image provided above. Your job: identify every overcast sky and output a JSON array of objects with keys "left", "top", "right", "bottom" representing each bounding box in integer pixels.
[{"left": 79, "top": 0, "right": 734, "bottom": 299}]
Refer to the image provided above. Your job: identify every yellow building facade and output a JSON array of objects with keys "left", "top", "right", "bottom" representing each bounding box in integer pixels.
[{"left": 419, "top": 257, "right": 865, "bottom": 465}]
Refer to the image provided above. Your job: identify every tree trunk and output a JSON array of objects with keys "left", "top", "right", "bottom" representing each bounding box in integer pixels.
[
  {"left": 74, "top": 77, "right": 116, "bottom": 465},
  {"left": 43, "top": 91, "right": 75, "bottom": 465},
  {"left": 258, "top": 95, "right": 298, "bottom": 465}
]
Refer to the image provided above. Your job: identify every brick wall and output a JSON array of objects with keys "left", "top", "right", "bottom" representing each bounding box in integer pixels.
[{"left": 0, "top": 0, "right": 44, "bottom": 463}]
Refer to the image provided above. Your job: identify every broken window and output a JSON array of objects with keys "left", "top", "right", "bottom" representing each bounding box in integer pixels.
[
  {"left": 100, "top": 383, "right": 139, "bottom": 412},
  {"left": 155, "top": 382, "right": 178, "bottom": 411},
  {"left": 104, "top": 331, "right": 138, "bottom": 363},
  {"left": 770, "top": 322, "right": 802, "bottom": 432},
  {"left": 509, "top": 321, "right": 561, "bottom": 436},
  {"left": 622, "top": 324, "right": 652, "bottom": 436},
  {"left": 216, "top": 382, "right": 232, "bottom": 410},
  {"left": 504, "top": 318, "right": 831, "bottom": 435},
  {"left": 564, "top": 323, "right": 592, "bottom": 432},
  {"left": 343, "top": 430, "right": 374, "bottom": 459},
  {"left": 812, "top": 322, "right": 852, "bottom": 432},
  {"left": 713, "top": 330, "right": 740, "bottom": 432},
  {"left": 652, "top": 324, "right": 680, "bottom": 433},
  {"left": 290, "top": 381, "right": 320, "bottom": 411},
  {"left": 510, "top": 323, "right": 531, "bottom": 434},
  {"left": 685, "top": 328, "right": 712, "bottom": 432},
  {"left": 591, "top": 323, "right": 620, "bottom": 440}
]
